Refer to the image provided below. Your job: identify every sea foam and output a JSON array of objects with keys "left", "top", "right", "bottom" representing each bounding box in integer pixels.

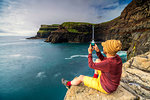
[
  {"left": 65, "top": 55, "right": 88, "bottom": 59},
  {"left": 36, "top": 72, "right": 47, "bottom": 79},
  {"left": 65, "top": 51, "right": 127, "bottom": 60}
]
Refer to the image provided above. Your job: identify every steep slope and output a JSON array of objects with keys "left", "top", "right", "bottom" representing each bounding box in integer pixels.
[
  {"left": 45, "top": 22, "right": 93, "bottom": 43},
  {"left": 94, "top": 0, "right": 150, "bottom": 59}
]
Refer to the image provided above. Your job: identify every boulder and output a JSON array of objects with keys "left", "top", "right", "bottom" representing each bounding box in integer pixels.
[{"left": 121, "top": 51, "right": 150, "bottom": 99}]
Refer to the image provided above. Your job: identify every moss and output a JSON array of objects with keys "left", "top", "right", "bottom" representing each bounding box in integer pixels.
[
  {"left": 52, "top": 24, "right": 60, "bottom": 27},
  {"left": 67, "top": 29, "right": 79, "bottom": 33}
]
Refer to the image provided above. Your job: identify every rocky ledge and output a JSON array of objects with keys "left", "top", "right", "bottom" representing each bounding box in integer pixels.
[{"left": 64, "top": 51, "right": 150, "bottom": 100}]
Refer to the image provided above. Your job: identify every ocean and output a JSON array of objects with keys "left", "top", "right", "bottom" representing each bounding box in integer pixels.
[{"left": 0, "top": 36, "right": 127, "bottom": 100}]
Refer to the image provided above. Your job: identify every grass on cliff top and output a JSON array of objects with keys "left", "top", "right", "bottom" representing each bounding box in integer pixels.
[
  {"left": 51, "top": 24, "right": 60, "bottom": 27},
  {"left": 62, "top": 22, "right": 94, "bottom": 28}
]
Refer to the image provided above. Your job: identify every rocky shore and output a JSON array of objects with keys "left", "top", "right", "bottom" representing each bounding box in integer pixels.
[{"left": 64, "top": 51, "right": 150, "bottom": 100}]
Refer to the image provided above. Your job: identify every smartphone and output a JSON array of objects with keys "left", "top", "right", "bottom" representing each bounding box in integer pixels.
[{"left": 91, "top": 40, "right": 95, "bottom": 47}]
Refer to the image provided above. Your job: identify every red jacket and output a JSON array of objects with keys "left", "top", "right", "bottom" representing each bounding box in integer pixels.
[{"left": 88, "top": 52, "right": 122, "bottom": 93}]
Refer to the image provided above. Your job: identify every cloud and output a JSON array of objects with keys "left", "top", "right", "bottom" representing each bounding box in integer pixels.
[{"left": 0, "top": 0, "right": 130, "bottom": 36}]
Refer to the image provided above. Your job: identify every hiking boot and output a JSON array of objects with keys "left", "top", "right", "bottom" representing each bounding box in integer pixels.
[{"left": 61, "top": 78, "right": 71, "bottom": 89}]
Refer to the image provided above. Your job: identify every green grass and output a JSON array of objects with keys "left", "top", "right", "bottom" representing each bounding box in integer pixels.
[
  {"left": 60, "top": 22, "right": 94, "bottom": 34},
  {"left": 52, "top": 24, "right": 60, "bottom": 27},
  {"left": 67, "top": 29, "right": 79, "bottom": 33}
]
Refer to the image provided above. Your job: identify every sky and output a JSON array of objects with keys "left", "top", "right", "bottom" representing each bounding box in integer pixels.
[{"left": 0, "top": 0, "right": 132, "bottom": 36}]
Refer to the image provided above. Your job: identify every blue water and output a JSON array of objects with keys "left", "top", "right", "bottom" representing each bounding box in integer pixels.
[{"left": 0, "top": 36, "right": 127, "bottom": 100}]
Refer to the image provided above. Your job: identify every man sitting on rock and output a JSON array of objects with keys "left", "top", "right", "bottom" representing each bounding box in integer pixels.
[{"left": 62, "top": 40, "right": 122, "bottom": 94}]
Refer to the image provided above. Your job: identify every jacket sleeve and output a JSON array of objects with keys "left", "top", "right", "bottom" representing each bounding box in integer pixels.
[
  {"left": 88, "top": 54, "right": 109, "bottom": 72},
  {"left": 96, "top": 51, "right": 105, "bottom": 61}
]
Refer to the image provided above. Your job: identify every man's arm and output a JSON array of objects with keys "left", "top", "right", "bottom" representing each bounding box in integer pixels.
[
  {"left": 96, "top": 51, "right": 105, "bottom": 61},
  {"left": 88, "top": 54, "right": 109, "bottom": 72},
  {"left": 94, "top": 44, "right": 105, "bottom": 60}
]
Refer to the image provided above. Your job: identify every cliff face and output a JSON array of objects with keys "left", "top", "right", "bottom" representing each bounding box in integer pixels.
[
  {"left": 95, "top": 0, "right": 150, "bottom": 59},
  {"left": 64, "top": 51, "right": 150, "bottom": 100},
  {"left": 45, "top": 22, "right": 93, "bottom": 43},
  {"left": 36, "top": 24, "right": 59, "bottom": 38}
]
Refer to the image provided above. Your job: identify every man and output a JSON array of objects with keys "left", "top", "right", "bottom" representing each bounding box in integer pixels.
[{"left": 62, "top": 40, "right": 122, "bottom": 94}]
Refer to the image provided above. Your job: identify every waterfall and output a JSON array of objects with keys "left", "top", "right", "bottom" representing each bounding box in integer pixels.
[{"left": 91, "top": 25, "right": 95, "bottom": 46}]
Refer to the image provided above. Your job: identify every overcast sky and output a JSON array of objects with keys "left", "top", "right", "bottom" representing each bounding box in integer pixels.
[{"left": 0, "top": 0, "right": 132, "bottom": 36}]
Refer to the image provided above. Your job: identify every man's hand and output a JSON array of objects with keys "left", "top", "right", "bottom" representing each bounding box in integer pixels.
[
  {"left": 88, "top": 44, "right": 94, "bottom": 54},
  {"left": 94, "top": 44, "right": 100, "bottom": 52}
]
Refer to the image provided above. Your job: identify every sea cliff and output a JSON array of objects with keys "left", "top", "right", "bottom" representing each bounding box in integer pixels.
[{"left": 29, "top": 0, "right": 150, "bottom": 59}]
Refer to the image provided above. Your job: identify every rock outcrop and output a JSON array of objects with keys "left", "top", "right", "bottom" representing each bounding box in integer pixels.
[
  {"left": 95, "top": 0, "right": 150, "bottom": 59},
  {"left": 121, "top": 51, "right": 150, "bottom": 99},
  {"left": 64, "top": 52, "right": 150, "bottom": 100},
  {"left": 36, "top": 24, "right": 59, "bottom": 38},
  {"left": 46, "top": 22, "right": 93, "bottom": 43},
  {"left": 64, "top": 83, "right": 138, "bottom": 100}
]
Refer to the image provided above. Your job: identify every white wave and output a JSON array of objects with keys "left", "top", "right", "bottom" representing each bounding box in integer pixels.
[
  {"left": 54, "top": 73, "right": 61, "bottom": 77},
  {"left": 65, "top": 55, "right": 88, "bottom": 60},
  {"left": 65, "top": 51, "right": 126, "bottom": 60},
  {"left": 9, "top": 54, "right": 21, "bottom": 57},
  {"left": 36, "top": 72, "right": 47, "bottom": 79},
  {"left": 117, "top": 51, "right": 127, "bottom": 56}
]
